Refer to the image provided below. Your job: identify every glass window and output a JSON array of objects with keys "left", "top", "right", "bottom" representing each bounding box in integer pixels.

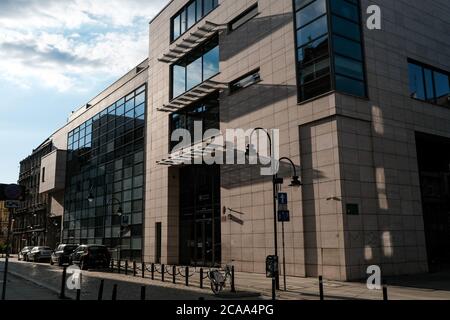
[
  {"left": 335, "top": 75, "right": 366, "bottom": 97},
  {"left": 434, "top": 71, "right": 449, "bottom": 106},
  {"left": 187, "top": 2, "right": 196, "bottom": 29},
  {"left": 408, "top": 63, "right": 425, "bottom": 100},
  {"left": 331, "top": 15, "right": 360, "bottom": 41},
  {"left": 298, "top": 34, "right": 328, "bottom": 64},
  {"left": 424, "top": 69, "right": 435, "bottom": 102},
  {"left": 230, "top": 70, "right": 261, "bottom": 93},
  {"left": 203, "top": 45, "right": 219, "bottom": 80},
  {"left": 229, "top": 4, "right": 259, "bottom": 31},
  {"left": 334, "top": 55, "right": 365, "bottom": 81},
  {"left": 297, "top": 15, "right": 328, "bottom": 47},
  {"left": 187, "top": 56, "right": 203, "bottom": 90},
  {"left": 332, "top": 35, "right": 362, "bottom": 61},
  {"left": 296, "top": 0, "right": 326, "bottom": 28},
  {"left": 173, "top": 14, "right": 181, "bottom": 39},
  {"left": 330, "top": 0, "right": 359, "bottom": 22},
  {"left": 172, "top": 65, "right": 186, "bottom": 98}
]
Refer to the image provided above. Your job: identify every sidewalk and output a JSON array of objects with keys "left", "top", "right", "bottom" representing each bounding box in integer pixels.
[{"left": 3, "top": 257, "right": 450, "bottom": 300}]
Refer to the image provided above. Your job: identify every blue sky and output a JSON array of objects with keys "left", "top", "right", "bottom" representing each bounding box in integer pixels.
[{"left": 0, "top": 0, "right": 169, "bottom": 183}]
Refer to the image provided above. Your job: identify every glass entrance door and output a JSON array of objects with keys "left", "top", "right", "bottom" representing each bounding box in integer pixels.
[{"left": 179, "top": 165, "right": 221, "bottom": 267}]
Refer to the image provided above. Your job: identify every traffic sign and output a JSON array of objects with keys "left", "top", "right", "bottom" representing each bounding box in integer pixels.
[
  {"left": 278, "top": 210, "right": 290, "bottom": 222},
  {"left": 278, "top": 193, "right": 288, "bottom": 205},
  {"left": 5, "top": 200, "right": 20, "bottom": 209}
]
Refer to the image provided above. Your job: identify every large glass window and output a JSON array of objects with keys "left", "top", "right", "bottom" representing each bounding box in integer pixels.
[
  {"left": 171, "top": 0, "right": 219, "bottom": 42},
  {"left": 294, "top": 0, "right": 367, "bottom": 101},
  {"left": 169, "top": 93, "right": 219, "bottom": 151},
  {"left": 64, "top": 85, "right": 146, "bottom": 261},
  {"left": 170, "top": 37, "right": 219, "bottom": 99},
  {"left": 408, "top": 60, "right": 450, "bottom": 107}
]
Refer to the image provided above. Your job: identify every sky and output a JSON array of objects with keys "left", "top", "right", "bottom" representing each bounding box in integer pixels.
[{"left": 0, "top": 0, "right": 169, "bottom": 183}]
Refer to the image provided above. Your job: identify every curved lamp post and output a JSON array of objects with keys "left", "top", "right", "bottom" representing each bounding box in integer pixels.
[{"left": 247, "top": 128, "right": 302, "bottom": 290}]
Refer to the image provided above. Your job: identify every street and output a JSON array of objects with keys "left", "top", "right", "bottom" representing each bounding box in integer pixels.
[{"left": 0, "top": 271, "right": 59, "bottom": 300}]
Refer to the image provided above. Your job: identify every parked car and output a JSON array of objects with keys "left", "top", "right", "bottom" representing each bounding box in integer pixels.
[
  {"left": 27, "top": 246, "right": 53, "bottom": 262},
  {"left": 50, "top": 244, "right": 79, "bottom": 266},
  {"left": 70, "top": 245, "right": 111, "bottom": 270},
  {"left": 18, "top": 246, "right": 34, "bottom": 261}
]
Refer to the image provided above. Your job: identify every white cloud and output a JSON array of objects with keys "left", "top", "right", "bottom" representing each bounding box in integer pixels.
[{"left": 0, "top": 0, "right": 168, "bottom": 92}]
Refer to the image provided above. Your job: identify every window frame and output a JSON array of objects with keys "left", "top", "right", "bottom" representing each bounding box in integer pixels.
[
  {"left": 229, "top": 68, "right": 261, "bottom": 94},
  {"left": 227, "top": 3, "right": 259, "bottom": 32},
  {"left": 407, "top": 59, "right": 450, "bottom": 107}
]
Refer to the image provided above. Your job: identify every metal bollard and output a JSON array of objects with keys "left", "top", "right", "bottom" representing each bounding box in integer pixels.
[
  {"left": 231, "top": 266, "right": 236, "bottom": 293},
  {"left": 319, "top": 276, "right": 324, "bottom": 301},
  {"left": 200, "top": 268, "right": 203, "bottom": 289},
  {"left": 173, "top": 265, "right": 176, "bottom": 284},
  {"left": 133, "top": 261, "right": 137, "bottom": 277},
  {"left": 125, "top": 260, "right": 128, "bottom": 275},
  {"left": 59, "top": 266, "right": 67, "bottom": 299},
  {"left": 112, "top": 284, "right": 118, "bottom": 301},
  {"left": 151, "top": 263, "right": 155, "bottom": 280},
  {"left": 142, "top": 262, "right": 145, "bottom": 278},
  {"left": 185, "top": 267, "right": 189, "bottom": 286},
  {"left": 141, "top": 286, "right": 146, "bottom": 301},
  {"left": 272, "top": 278, "right": 276, "bottom": 300},
  {"left": 110, "top": 259, "right": 114, "bottom": 270},
  {"left": 118, "top": 260, "right": 121, "bottom": 274},
  {"left": 161, "top": 264, "right": 165, "bottom": 282},
  {"left": 383, "top": 285, "right": 388, "bottom": 301},
  {"left": 98, "top": 279, "right": 104, "bottom": 301},
  {"left": 76, "top": 289, "right": 81, "bottom": 301}
]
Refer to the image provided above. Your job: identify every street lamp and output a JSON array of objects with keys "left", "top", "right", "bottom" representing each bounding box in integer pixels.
[
  {"left": 247, "top": 128, "right": 302, "bottom": 290},
  {"left": 107, "top": 197, "right": 123, "bottom": 261}
]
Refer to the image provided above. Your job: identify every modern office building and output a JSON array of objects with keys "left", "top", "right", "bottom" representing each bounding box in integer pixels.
[{"left": 20, "top": 0, "right": 449, "bottom": 281}]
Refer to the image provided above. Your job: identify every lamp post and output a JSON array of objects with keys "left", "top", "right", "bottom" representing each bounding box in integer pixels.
[{"left": 247, "top": 128, "right": 302, "bottom": 291}]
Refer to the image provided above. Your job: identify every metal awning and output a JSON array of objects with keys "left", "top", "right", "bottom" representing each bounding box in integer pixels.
[
  {"left": 157, "top": 79, "right": 227, "bottom": 113},
  {"left": 158, "top": 21, "right": 227, "bottom": 64},
  {"left": 157, "top": 135, "right": 225, "bottom": 166}
]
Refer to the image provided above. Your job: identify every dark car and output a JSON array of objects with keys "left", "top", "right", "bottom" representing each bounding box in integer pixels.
[
  {"left": 27, "top": 246, "right": 53, "bottom": 262},
  {"left": 18, "top": 246, "right": 33, "bottom": 261},
  {"left": 50, "top": 244, "right": 79, "bottom": 266},
  {"left": 70, "top": 245, "right": 111, "bottom": 270}
]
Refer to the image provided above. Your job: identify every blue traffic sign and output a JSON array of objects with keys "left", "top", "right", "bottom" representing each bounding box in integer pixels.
[
  {"left": 278, "top": 193, "right": 288, "bottom": 205},
  {"left": 278, "top": 210, "right": 290, "bottom": 222}
]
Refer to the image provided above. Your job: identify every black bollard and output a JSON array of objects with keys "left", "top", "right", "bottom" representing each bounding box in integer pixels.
[
  {"left": 200, "top": 268, "right": 203, "bottom": 289},
  {"left": 185, "top": 267, "right": 189, "bottom": 286},
  {"left": 231, "top": 266, "right": 236, "bottom": 293},
  {"left": 98, "top": 279, "right": 104, "bottom": 301},
  {"left": 133, "top": 261, "right": 137, "bottom": 277},
  {"left": 151, "top": 263, "right": 155, "bottom": 280},
  {"left": 76, "top": 289, "right": 81, "bottom": 301},
  {"left": 141, "top": 286, "right": 146, "bottom": 301},
  {"left": 112, "top": 284, "right": 118, "bottom": 301},
  {"left": 125, "top": 260, "right": 128, "bottom": 275},
  {"left": 161, "top": 264, "right": 165, "bottom": 282},
  {"left": 110, "top": 259, "right": 114, "bottom": 271},
  {"left": 319, "top": 276, "right": 324, "bottom": 301},
  {"left": 383, "top": 285, "right": 388, "bottom": 301},
  {"left": 173, "top": 265, "right": 176, "bottom": 284},
  {"left": 272, "top": 278, "right": 276, "bottom": 300},
  {"left": 118, "top": 260, "right": 121, "bottom": 274},
  {"left": 59, "top": 266, "right": 67, "bottom": 299},
  {"left": 142, "top": 262, "right": 145, "bottom": 278}
]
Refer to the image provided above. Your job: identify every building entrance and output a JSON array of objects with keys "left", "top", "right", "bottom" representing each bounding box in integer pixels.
[
  {"left": 179, "top": 165, "right": 221, "bottom": 267},
  {"left": 416, "top": 133, "right": 450, "bottom": 270}
]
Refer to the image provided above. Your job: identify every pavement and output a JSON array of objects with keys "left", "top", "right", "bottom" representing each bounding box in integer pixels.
[
  {"left": 0, "top": 271, "right": 59, "bottom": 300},
  {"left": 2, "top": 257, "right": 450, "bottom": 300}
]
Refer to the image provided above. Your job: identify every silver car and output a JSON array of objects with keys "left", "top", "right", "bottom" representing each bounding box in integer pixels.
[{"left": 27, "top": 246, "right": 53, "bottom": 262}]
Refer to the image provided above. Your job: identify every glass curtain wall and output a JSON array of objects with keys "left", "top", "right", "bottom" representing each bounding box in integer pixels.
[{"left": 63, "top": 85, "right": 146, "bottom": 261}]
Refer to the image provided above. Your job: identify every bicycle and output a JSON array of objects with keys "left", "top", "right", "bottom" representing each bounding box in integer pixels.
[{"left": 207, "top": 264, "right": 233, "bottom": 295}]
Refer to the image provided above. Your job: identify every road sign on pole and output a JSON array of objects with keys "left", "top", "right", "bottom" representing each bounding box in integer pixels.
[
  {"left": 277, "top": 193, "right": 288, "bottom": 205},
  {"left": 277, "top": 210, "right": 290, "bottom": 222}
]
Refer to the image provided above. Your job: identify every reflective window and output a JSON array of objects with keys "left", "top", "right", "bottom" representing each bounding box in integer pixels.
[
  {"left": 171, "top": 0, "right": 219, "bottom": 41},
  {"left": 64, "top": 85, "right": 146, "bottom": 260},
  {"left": 170, "top": 37, "right": 219, "bottom": 99},
  {"left": 408, "top": 60, "right": 450, "bottom": 107},
  {"left": 229, "top": 4, "right": 259, "bottom": 31},
  {"left": 229, "top": 69, "right": 261, "bottom": 94}
]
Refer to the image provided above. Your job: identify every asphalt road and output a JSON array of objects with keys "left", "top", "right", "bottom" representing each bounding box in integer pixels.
[{"left": 0, "top": 271, "right": 59, "bottom": 300}]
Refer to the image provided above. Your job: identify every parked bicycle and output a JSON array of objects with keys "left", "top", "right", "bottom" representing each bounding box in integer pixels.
[{"left": 208, "top": 264, "right": 233, "bottom": 294}]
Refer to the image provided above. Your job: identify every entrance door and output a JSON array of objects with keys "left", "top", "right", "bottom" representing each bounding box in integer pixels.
[{"left": 179, "top": 165, "right": 221, "bottom": 267}]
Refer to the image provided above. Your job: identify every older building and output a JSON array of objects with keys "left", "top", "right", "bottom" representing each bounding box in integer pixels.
[
  {"left": 0, "top": 201, "right": 9, "bottom": 246},
  {"left": 13, "top": 140, "right": 58, "bottom": 251},
  {"left": 19, "top": 0, "right": 450, "bottom": 281}
]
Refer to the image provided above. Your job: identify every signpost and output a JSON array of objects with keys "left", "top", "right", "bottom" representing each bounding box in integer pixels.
[{"left": 277, "top": 192, "right": 289, "bottom": 291}]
